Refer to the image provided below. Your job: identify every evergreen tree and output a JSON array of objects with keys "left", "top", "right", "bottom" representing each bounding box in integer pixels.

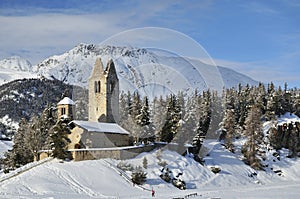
[
  {"left": 25, "top": 116, "right": 45, "bottom": 160},
  {"left": 49, "top": 116, "right": 71, "bottom": 159},
  {"left": 283, "top": 83, "right": 293, "bottom": 114},
  {"left": 3, "top": 118, "right": 33, "bottom": 170},
  {"left": 152, "top": 96, "right": 167, "bottom": 141},
  {"left": 174, "top": 95, "right": 197, "bottom": 144},
  {"left": 268, "top": 125, "right": 282, "bottom": 150},
  {"left": 131, "top": 166, "right": 147, "bottom": 185},
  {"left": 137, "top": 96, "right": 155, "bottom": 142},
  {"left": 242, "top": 105, "right": 263, "bottom": 170},
  {"left": 293, "top": 92, "right": 300, "bottom": 117},
  {"left": 160, "top": 94, "right": 181, "bottom": 142},
  {"left": 222, "top": 109, "right": 235, "bottom": 152},
  {"left": 288, "top": 122, "right": 299, "bottom": 157}
]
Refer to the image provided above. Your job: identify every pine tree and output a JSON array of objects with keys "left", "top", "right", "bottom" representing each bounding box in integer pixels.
[
  {"left": 268, "top": 125, "right": 282, "bottom": 150},
  {"left": 142, "top": 157, "right": 148, "bottom": 169},
  {"left": 3, "top": 118, "right": 33, "bottom": 170},
  {"left": 288, "top": 122, "right": 299, "bottom": 157},
  {"left": 174, "top": 95, "right": 197, "bottom": 144},
  {"left": 152, "top": 96, "right": 167, "bottom": 141},
  {"left": 49, "top": 116, "right": 71, "bottom": 159},
  {"left": 131, "top": 166, "right": 147, "bottom": 185},
  {"left": 25, "top": 116, "right": 45, "bottom": 160},
  {"left": 160, "top": 94, "right": 181, "bottom": 142},
  {"left": 137, "top": 96, "right": 155, "bottom": 143},
  {"left": 242, "top": 105, "right": 263, "bottom": 170},
  {"left": 222, "top": 109, "right": 235, "bottom": 152}
]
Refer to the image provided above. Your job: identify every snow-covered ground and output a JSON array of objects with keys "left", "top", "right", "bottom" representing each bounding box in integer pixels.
[
  {"left": 0, "top": 140, "right": 12, "bottom": 158},
  {"left": 1, "top": 143, "right": 300, "bottom": 199},
  {"left": 1, "top": 114, "right": 300, "bottom": 199}
]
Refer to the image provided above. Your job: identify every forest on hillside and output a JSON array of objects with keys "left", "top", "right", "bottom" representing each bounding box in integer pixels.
[
  {"left": 1, "top": 81, "right": 300, "bottom": 171},
  {"left": 118, "top": 82, "right": 300, "bottom": 169}
]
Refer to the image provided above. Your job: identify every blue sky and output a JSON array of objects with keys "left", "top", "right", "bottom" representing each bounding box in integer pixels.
[{"left": 0, "top": 0, "right": 299, "bottom": 87}]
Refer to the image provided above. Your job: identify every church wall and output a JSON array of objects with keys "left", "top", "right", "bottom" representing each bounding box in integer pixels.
[
  {"left": 69, "top": 144, "right": 156, "bottom": 161},
  {"left": 68, "top": 126, "right": 84, "bottom": 149},
  {"left": 80, "top": 131, "right": 129, "bottom": 148}
]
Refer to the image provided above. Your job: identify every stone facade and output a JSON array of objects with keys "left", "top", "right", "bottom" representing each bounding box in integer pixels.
[
  {"left": 88, "top": 58, "right": 119, "bottom": 123},
  {"left": 69, "top": 145, "right": 156, "bottom": 161},
  {"left": 68, "top": 124, "right": 129, "bottom": 149},
  {"left": 57, "top": 97, "right": 75, "bottom": 119}
]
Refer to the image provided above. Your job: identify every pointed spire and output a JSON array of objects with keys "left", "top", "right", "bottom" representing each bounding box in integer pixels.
[
  {"left": 105, "top": 59, "right": 118, "bottom": 80},
  {"left": 105, "top": 59, "right": 113, "bottom": 72},
  {"left": 90, "top": 58, "right": 104, "bottom": 78}
]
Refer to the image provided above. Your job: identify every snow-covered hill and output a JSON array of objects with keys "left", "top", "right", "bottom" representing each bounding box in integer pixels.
[
  {"left": 1, "top": 142, "right": 300, "bottom": 199},
  {"left": 0, "top": 140, "right": 12, "bottom": 158},
  {"left": 1, "top": 114, "right": 300, "bottom": 198},
  {"left": 0, "top": 44, "right": 258, "bottom": 96},
  {"left": 0, "top": 56, "right": 37, "bottom": 85},
  {"left": 34, "top": 44, "right": 258, "bottom": 95}
]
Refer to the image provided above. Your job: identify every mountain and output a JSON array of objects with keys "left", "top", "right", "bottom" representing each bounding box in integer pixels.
[
  {"left": 0, "top": 56, "right": 33, "bottom": 72},
  {"left": 33, "top": 44, "right": 258, "bottom": 96},
  {"left": 0, "top": 44, "right": 258, "bottom": 134},
  {"left": 0, "top": 78, "right": 88, "bottom": 137},
  {"left": 0, "top": 44, "right": 258, "bottom": 95},
  {"left": 0, "top": 56, "right": 37, "bottom": 85}
]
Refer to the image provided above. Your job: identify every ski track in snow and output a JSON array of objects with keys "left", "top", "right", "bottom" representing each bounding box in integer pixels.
[{"left": 45, "top": 164, "right": 108, "bottom": 198}]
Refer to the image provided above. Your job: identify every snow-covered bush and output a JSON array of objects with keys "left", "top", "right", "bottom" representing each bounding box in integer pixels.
[
  {"left": 131, "top": 166, "right": 147, "bottom": 185},
  {"left": 172, "top": 178, "right": 186, "bottom": 190},
  {"left": 160, "top": 167, "right": 172, "bottom": 183},
  {"left": 117, "top": 161, "right": 134, "bottom": 171},
  {"left": 210, "top": 166, "right": 221, "bottom": 174}
]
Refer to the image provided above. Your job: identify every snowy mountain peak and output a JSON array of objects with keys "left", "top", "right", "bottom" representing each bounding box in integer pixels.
[
  {"left": 33, "top": 43, "right": 258, "bottom": 97},
  {"left": 0, "top": 44, "right": 258, "bottom": 97},
  {"left": 0, "top": 56, "right": 33, "bottom": 72}
]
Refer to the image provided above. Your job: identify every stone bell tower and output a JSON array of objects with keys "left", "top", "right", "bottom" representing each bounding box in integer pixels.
[
  {"left": 57, "top": 97, "right": 75, "bottom": 120},
  {"left": 88, "top": 58, "right": 119, "bottom": 123}
]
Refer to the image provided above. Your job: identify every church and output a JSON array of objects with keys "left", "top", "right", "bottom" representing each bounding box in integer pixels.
[{"left": 54, "top": 58, "right": 132, "bottom": 160}]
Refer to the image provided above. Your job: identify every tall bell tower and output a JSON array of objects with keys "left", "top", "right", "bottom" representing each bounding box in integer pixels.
[{"left": 88, "top": 58, "right": 119, "bottom": 123}]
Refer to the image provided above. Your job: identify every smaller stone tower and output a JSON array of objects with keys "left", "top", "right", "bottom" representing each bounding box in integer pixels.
[
  {"left": 57, "top": 97, "right": 75, "bottom": 120},
  {"left": 88, "top": 58, "right": 119, "bottom": 123}
]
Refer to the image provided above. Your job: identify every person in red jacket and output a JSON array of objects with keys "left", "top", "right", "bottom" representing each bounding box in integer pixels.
[{"left": 151, "top": 188, "right": 155, "bottom": 197}]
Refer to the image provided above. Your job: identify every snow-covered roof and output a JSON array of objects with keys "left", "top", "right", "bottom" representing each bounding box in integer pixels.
[
  {"left": 57, "top": 97, "right": 75, "bottom": 105},
  {"left": 71, "top": 120, "right": 130, "bottom": 135}
]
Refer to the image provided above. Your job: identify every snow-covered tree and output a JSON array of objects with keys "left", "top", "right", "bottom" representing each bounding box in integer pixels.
[
  {"left": 49, "top": 116, "right": 71, "bottom": 159},
  {"left": 3, "top": 118, "right": 33, "bottom": 170},
  {"left": 131, "top": 166, "right": 147, "bottom": 185},
  {"left": 152, "top": 96, "right": 167, "bottom": 141},
  {"left": 242, "top": 105, "right": 263, "bottom": 170},
  {"left": 160, "top": 94, "right": 181, "bottom": 143},
  {"left": 222, "top": 109, "right": 236, "bottom": 152}
]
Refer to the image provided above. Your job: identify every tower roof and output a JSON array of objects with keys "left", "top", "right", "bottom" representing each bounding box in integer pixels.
[
  {"left": 58, "top": 97, "right": 75, "bottom": 105},
  {"left": 90, "top": 57, "right": 104, "bottom": 79}
]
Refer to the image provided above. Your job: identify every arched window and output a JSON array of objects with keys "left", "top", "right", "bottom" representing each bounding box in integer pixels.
[
  {"left": 95, "top": 81, "right": 101, "bottom": 93},
  {"left": 98, "top": 81, "right": 101, "bottom": 93},
  {"left": 110, "top": 82, "right": 114, "bottom": 93},
  {"left": 61, "top": 107, "right": 66, "bottom": 115}
]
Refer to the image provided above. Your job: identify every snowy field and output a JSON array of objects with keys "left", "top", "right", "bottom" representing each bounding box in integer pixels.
[
  {"left": 1, "top": 143, "right": 300, "bottom": 199},
  {"left": 0, "top": 140, "right": 12, "bottom": 158},
  {"left": 1, "top": 114, "right": 300, "bottom": 199}
]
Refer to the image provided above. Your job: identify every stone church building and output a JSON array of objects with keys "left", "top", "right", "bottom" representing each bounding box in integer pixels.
[{"left": 51, "top": 58, "right": 133, "bottom": 160}]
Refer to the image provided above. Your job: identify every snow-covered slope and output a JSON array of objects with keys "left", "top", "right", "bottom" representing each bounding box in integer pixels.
[
  {"left": 0, "top": 44, "right": 257, "bottom": 96},
  {"left": 2, "top": 114, "right": 300, "bottom": 198},
  {"left": 0, "top": 56, "right": 37, "bottom": 85},
  {"left": 0, "top": 56, "right": 33, "bottom": 72},
  {"left": 33, "top": 44, "right": 258, "bottom": 95},
  {"left": 0, "top": 140, "right": 12, "bottom": 158},
  {"left": 1, "top": 146, "right": 300, "bottom": 199}
]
